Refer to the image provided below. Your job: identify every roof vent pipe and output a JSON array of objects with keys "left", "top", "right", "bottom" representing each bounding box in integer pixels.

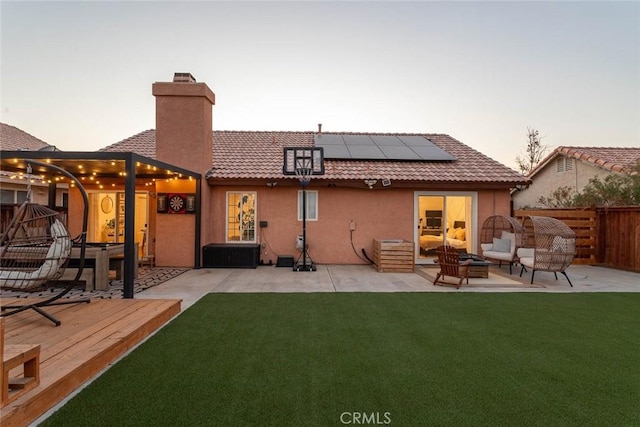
[{"left": 317, "top": 123, "right": 322, "bottom": 134}]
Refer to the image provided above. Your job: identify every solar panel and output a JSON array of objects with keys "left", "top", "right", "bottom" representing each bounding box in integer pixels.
[
  {"left": 348, "top": 145, "right": 385, "bottom": 159},
  {"left": 397, "top": 136, "right": 434, "bottom": 146},
  {"left": 314, "top": 134, "right": 344, "bottom": 145},
  {"left": 314, "top": 134, "right": 456, "bottom": 161},
  {"left": 322, "top": 145, "right": 351, "bottom": 159},
  {"left": 379, "top": 145, "right": 419, "bottom": 160},
  {"left": 371, "top": 135, "right": 403, "bottom": 146}
]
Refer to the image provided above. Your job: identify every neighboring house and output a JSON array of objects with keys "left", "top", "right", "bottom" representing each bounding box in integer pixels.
[
  {"left": 0, "top": 123, "right": 65, "bottom": 208},
  {"left": 2, "top": 73, "right": 529, "bottom": 268},
  {"left": 0, "top": 122, "right": 55, "bottom": 151},
  {"left": 512, "top": 146, "right": 640, "bottom": 209}
]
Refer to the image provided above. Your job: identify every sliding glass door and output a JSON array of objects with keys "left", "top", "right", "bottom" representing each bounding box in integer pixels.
[{"left": 415, "top": 192, "right": 476, "bottom": 263}]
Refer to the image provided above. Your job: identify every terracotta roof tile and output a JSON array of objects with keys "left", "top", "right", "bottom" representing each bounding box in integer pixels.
[
  {"left": 102, "top": 129, "right": 528, "bottom": 184},
  {"left": 0, "top": 123, "right": 52, "bottom": 151},
  {"left": 529, "top": 146, "right": 640, "bottom": 177},
  {"left": 99, "top": 129, "right": 156, "bottom": 158}
]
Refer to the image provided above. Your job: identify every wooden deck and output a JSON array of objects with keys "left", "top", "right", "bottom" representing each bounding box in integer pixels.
[{"left": 1, "top": 297, "right": 181, "bottom": 427}]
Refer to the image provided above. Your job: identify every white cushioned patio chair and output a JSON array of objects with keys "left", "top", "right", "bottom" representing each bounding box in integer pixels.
[
  {"left": 480, "top": 215, "right": 523, "bottom": 274},
  {"left": 517, "top": 215, "right": 576, "bottom": 287}
]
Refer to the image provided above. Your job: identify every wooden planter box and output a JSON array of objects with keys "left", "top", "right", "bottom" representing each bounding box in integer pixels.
[{"left": 373, "top": 239, "right": 414, "bottom": 273}]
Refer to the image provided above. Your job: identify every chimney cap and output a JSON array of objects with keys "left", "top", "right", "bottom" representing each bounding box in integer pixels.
[{"left": 173, "top": 72, "right": 196, "bottom": 83}]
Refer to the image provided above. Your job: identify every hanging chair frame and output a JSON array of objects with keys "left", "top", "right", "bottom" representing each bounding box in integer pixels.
[{"left": 1, "top": 160, "right": 90, "bottom": 326}]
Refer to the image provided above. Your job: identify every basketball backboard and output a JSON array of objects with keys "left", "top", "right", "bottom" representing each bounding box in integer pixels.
[{"left": 283, "top": 147, "right": 325, "bottom": 176}]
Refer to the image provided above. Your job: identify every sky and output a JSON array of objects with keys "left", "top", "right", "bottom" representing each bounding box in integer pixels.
[{"left": 1, "top": 1, "right": 638, "bottom": 171}]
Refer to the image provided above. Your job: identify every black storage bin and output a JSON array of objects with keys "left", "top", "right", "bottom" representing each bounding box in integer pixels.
[
  {"left": 202, "top": 244, "right": 260, "bottom": 268},
  {"left": 276, "top": 256, "right": 294, "bottom": 267}
]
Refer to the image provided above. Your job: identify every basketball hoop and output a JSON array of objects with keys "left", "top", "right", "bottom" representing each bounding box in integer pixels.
[
  {"left": 283, "top": 147, "right": 324, "bottom": 272},
  {"left": 294, "top": 161, "right": 313, "bottom": 187}
]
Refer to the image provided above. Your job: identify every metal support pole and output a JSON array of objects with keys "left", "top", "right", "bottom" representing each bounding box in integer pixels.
[
  {"left": 302, "top": 185, "right": 307, "bottom": 270},
  {"left": 123, "top": 154, "right": 136, "bottom": 299},
  {"left": 194, "top": 176, "right": 202, "bottom": 269},
  {"left": 48, "top": 182, "right": 57, "bottom": 209}
]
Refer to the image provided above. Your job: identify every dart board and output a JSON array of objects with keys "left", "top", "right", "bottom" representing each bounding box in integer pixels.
[{"left": 167, "top": 193, "right": 186, "bottom": 214}]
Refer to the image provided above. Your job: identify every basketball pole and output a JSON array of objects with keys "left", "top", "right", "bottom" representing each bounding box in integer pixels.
[
  {"left": 284, "top": 146, "right": 323, "bottom": 272},
  {"left": 302, "top": 178, "right": 308, "bottom": 271}
]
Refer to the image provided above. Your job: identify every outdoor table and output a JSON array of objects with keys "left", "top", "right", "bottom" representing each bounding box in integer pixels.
[
  {"left": 459, "top": 253, "right": 491, "bottom": 278},
  {"left": 69, "top": 243, "right": 138, "bottom": 291}
]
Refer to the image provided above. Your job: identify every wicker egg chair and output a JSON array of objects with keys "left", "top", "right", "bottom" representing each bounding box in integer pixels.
[
  {"left": 1, "top": 160, "right": 90, "bottom": 326},
  {"left": 479, "top": 215, "right": 523, "bottom": 274},
  {"left": 0, "top": 203, "right": 71, "bottom": 289},
  {"left": 516, "top": 216, "right": 576, "bottom": 286}
]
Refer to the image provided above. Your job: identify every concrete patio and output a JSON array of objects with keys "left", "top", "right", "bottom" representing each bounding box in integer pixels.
[{"left": 137, "top": 264, "right": 640, "bottom": 311}]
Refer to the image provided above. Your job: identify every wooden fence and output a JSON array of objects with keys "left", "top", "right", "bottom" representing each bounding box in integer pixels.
[
  {"left": 595, "top": 206, "right": 640, "bottom": 272},
  {"left": 514, "top": 207, "right": 640, "bottom": 272}
]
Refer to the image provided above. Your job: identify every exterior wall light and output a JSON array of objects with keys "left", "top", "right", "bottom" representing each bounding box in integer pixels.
[{"left": 363, "top": 179, "right": 377, "bottom": 189}]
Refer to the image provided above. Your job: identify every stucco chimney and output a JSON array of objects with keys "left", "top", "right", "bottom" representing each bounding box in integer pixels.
[
  {"left": 152, "top": 73, "right": 216, "bottom": 269},
  {"left": 152, "top": 73, "right": 215, "bottom": 173}
]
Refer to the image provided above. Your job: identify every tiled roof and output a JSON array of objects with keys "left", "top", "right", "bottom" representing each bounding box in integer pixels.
[
  {"left": 529, "top": 146, "right": 640, "bottom": 177},
  {"left": 98, "top": 129, "right": 156, "bottom": 158},
  {"left": 103, "top": 130, "right": 528, "bottom": 185},
  {"left": 209, "top": 131, "right": 527, "bottom": 184},
  {"left": 0, "top": 123, "right": 52, "bottom": 151}
]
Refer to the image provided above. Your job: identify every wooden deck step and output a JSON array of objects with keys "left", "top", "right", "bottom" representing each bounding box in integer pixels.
[
  {"left": 0, "top": 297, "right": 181, "bottom": 427},
  {"left": 2, "top": 317, "right": 42, "bottom": 409},
  {"left": 2, "top": 344, "right": 41, "bottom": 407}
]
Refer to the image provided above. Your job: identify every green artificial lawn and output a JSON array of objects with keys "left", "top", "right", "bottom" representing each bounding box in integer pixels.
[{"left": 42, "top": 293, "right": 640, "bottom": 426}]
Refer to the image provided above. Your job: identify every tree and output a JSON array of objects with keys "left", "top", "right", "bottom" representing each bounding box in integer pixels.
[
  {"left": 537, "top": 186, "right": 578, "bottom": 208},
  {"left": 573, "top": 159, "right": 640, "bottom": 207},
  {"left": 516, "top": 127, "right": 548, "bottom": 175}
]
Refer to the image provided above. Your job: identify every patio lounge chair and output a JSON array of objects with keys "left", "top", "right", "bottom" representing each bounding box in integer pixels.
[
  {"left": 433, "top": 245, "right": 474, "bottom": 289},
  {"left": 517, "top": 215, "right": 576, "bottom": 286},
  {"left": 480, "top": 215, "right": 523, "bottom": 274}
]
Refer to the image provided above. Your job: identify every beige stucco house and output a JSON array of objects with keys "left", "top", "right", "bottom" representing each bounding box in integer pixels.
[{"left": 512, "top": 146, "right": 640, "bottom": 209}]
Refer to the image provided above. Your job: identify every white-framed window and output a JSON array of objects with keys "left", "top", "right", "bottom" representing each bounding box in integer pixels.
[
  {"left": 297, "top": 190, "right": 318, "bottom": 221},
  {"left": 1, "top": 189, "right": 28, "bottom": 204},
  {"left": 226, "top": 192, "right": 256, "bottom": 242}
]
